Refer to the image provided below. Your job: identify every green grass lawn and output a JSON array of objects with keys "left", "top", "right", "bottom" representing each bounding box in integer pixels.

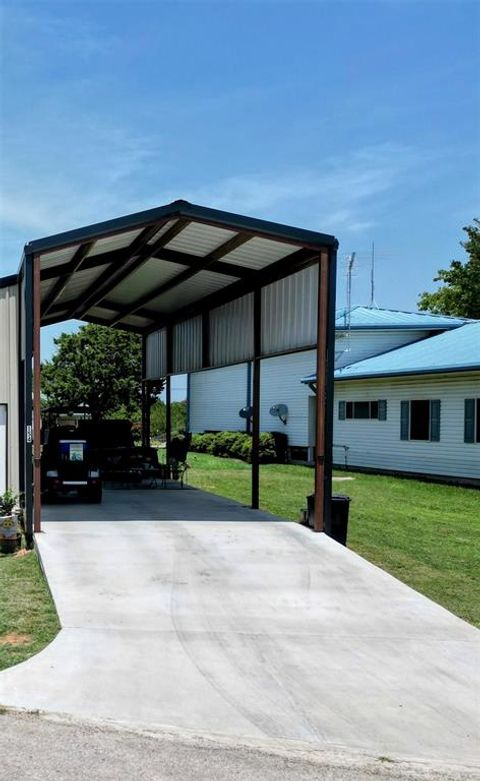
[
  {"left": 186, "top": 452, "right": 480, "bottom": 627},
  {"left": 0, "top": 550, "right": 60, "bottom": 671}
]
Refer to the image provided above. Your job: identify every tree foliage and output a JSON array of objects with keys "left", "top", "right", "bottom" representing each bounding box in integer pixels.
[
  {"left": 42, "top": 325, "right": 145, "bottom": 421},
  {"left": 418, "top": 219, "right": 480, "bottom": 319},
  {"left": 150, "top": 400, "right": 187, "bottom": 437}
]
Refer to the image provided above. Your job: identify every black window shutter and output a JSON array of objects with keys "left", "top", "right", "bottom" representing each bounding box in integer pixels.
[
  {"left": 464, "top": 399, "right": 475, "bottom": 443},
  {"left": 400, "top": 401, "right": 409, "bottom": 440},
  {"left": 378, "top": 400, "right": 387, "bottom": 421},
  {"left": 430, "top": 400, "right": 441, "bottom": 442},
  {"left": 338, "top": 401, "right": 346, "bottom": 420}
]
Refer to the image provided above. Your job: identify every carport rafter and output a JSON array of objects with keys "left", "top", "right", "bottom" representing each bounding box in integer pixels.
[
  {"left": 40, "top": 246, "right": 256, "bottom": 284},
  {"left": 145, "top": 246, "right": 320, "bottom": 334},
  {"left": 66, "top": 218, "right": 192, "bottom": 320},
  {"left": 41, "top": 241, "right": 96, "bottom": 316},
  {"left": 109, "top": 232, "right": 252, "bottom": 327}
]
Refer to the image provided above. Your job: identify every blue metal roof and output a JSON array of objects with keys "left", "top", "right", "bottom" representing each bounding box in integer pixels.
[
  {"left": 332, "top": 322, "right": 480, "bottom": 381},
  {"left": 335, "top": 306, "right": 470, "bottom": 331}
]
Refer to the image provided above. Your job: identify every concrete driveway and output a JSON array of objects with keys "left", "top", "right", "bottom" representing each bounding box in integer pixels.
[{"left": 0, "top": 487, "right": 479, "bottom": 772}]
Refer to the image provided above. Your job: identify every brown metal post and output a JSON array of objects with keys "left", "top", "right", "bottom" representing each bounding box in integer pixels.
[
  {"left": 251, "top": 288, "right": 261, "bottom": 509},
  {"left": 141, "top": 337, "right": 149, "bottom": 448},
  {"left": 165, "top": 326, "right": 173, "bottom": 461},
  {"left": 314, "top": 253, "right": 330, "bottom": 532},
  {"left": 33, "top": 255, "right": 42, "bottom": 533},
  {"left": 165, "top": 377, "right": 172, "bottom": 460}
]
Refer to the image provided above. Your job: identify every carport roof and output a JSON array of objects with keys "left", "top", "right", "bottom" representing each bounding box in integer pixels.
[{"left": 25, "top": 200, "right": 337, "bottom": 334}]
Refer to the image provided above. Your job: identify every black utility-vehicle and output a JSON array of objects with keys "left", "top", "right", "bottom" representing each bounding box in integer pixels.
[{"left": 42, "top": 426, "right": 102, "bottom": 503}]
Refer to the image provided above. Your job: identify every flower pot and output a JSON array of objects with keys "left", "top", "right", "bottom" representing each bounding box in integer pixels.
[{"left": 0, "top": 515, "right": 22, "bottom": 554}]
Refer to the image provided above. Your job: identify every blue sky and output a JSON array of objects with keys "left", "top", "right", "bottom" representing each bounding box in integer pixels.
[{"left": 1, "top": 0, "right": 479, "bottom": 399}]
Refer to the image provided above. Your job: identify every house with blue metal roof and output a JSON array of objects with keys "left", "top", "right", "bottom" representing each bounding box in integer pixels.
[
  {"left": 188, "top": 307, "right": 479, "bottom": 482},
  {"left": 300, "top": 322, "right": 479, "bottom": 484}
]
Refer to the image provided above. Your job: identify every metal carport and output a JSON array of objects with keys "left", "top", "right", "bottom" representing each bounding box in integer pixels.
[{"left": 13, "top": 199, "right": 337, "bottom": 545}]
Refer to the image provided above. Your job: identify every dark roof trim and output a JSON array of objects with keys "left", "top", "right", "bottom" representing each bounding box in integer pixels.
[
  {"left": 24, "top": 200, "right": 338, "bottom": 255},
  {"left": 0, "top": 273, "right": 18, "bottom": 289},
  {"left": 334, "top": 365, "right": 480, "bottom": 381}
]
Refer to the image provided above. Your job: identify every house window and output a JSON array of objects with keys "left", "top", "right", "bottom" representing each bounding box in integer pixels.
[
  {"left": 400, "top": 400, "right": 441, "bottom": 442},
  {"left": 339, "top": 400, "right": 386, "bottom": 420},
  {"left": 464, "top": 399, "right": 480, "bottom": 443}
]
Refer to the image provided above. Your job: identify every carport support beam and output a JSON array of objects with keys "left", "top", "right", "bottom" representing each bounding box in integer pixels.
[
  {"left": 141, "top": 337, "right": 150, "bottom": 448},
  {"left": 313, "top": 249, "right": 337, "bottom": 532},
  {"left": 165, "top": 326, "right": 173, "bottom": 461},
  {"left": 251, "top": 288, "right": 261, "bottom": 510},
  {"left": 33, "top": 255, "right": 42, "bottom": 534}
]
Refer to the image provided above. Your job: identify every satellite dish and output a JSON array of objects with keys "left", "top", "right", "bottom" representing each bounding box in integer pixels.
[
  {"left": 269, "top": 403, "right": 288, "bottom": 425},
  {"left": 239, "top": 406, "right": 253, "bottom": 419}
]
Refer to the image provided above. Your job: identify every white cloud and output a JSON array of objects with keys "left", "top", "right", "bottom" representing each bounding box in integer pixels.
[
  {"left": 180, "top": 142, "right": 430, "bottom": 235},
  {"left": 0, "top": 136, "right": 431, "bottom": 257}
]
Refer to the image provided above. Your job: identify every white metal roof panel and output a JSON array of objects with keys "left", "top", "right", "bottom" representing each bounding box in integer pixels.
[
  {"left": 40, "top": 278, "right": 57, "bottom": 300},
  {"left": 121, "top": 314, "right": 154, "bottom": 329},
  {"left": 107, "top": 258, "right": 185, "bottom": 306},
  {"left": 87, "top": 228, "right": 144, "bottom": 257},
  {"left": 147, "top": 219, "right": 178, "bottom": 245},
  {"left": 165, "top": 222, "right": 236, "bottom": 257},
  {"left": 221, "top": 236, "right": 298, "bottom": 270},
  {"left": 88, "top": 306, "right": 117, "bottom": 322},
  {"left": 147, "top": 269, "right": 236, "bottom": 313},
  {"left": 53, "top": 265, "right": 111, "bottom": 307},
  {"left": 40, "top": 245, "right": 80, "bottom": 270}
]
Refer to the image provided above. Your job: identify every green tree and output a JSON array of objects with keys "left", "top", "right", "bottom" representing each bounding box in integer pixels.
[
  {"left": 418, "top": 219, "right": 480, "bottom": 319},
  {"left": 42, "top": 324, "right": 144, "bottom": 421},
  {"left": 150, "top": 400, "right": 187, "bottom": 437}
]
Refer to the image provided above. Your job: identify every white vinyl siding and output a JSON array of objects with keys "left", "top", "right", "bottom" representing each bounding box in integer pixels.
[
  {"left": 259, "top": 351, "right": 315, "bottom": 445},
  {"left": 188, "top": 350, "right": 316, "bottom": 446},
  {"left": 334, "top": 373, "right": 480, "bottom": 480},
  {"left": 335, "top": 329, "right": 429, "bottom": 368},
  {"left": 189, "top": 364, "right": 249, "bottom": 433}
]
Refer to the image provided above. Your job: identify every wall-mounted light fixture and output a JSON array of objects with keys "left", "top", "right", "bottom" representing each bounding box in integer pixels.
[{"left": 269, "top": 403, "right": 288, "bottom": 425}]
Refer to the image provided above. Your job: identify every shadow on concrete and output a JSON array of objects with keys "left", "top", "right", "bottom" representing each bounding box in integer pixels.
[{"left": 42, "top": 485, "right": 284, "bottom": 523}]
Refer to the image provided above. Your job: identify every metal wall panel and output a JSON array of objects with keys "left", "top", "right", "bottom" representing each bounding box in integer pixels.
[
  {"left": 0, "top": 284, "right": 20, "bottom": 490},
  {"left": 173, "top": 317, "right": 202, "bottom": 374},
  {"left": 261, "top": 264, "right": 318, "bottom": 356},
  {"left": 210, "top": 293, "right": 254, "bottom": 367},
  {"left": 146, "top": 328, "right": 167, "bottom": 379}
]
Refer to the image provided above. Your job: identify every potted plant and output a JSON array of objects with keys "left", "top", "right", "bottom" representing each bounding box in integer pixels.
[{"left": 0, "top": 489, "right": 22, "bottom": 554}]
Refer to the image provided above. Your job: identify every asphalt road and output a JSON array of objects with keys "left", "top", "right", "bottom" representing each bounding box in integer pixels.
[{"left": 1, "top": 711, "right": 478, "bottom": 781}]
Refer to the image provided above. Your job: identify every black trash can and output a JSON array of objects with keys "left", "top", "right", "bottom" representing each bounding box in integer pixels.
[
  {"left": 304, "top": 493, "right": 351, "bottom": 544},
  {"left": 326, "top": 495, "right": 351, "bottom": 546}
]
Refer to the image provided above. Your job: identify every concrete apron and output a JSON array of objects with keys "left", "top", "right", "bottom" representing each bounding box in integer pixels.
[{"left": 0, "top": 488, "right": 479, "bottom": 769}]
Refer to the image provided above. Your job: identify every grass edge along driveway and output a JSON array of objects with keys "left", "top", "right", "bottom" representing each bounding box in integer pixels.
[
  {"left": 0, "top": 550, "right": 60, "bottom": 672},
  {"left": 186, "top": 452, "right": 480, "bottom": 628}
]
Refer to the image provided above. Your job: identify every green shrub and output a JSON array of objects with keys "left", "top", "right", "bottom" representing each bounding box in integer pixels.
[{"left": 189, "top": 431, "right": 282, "bottom": 463}]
